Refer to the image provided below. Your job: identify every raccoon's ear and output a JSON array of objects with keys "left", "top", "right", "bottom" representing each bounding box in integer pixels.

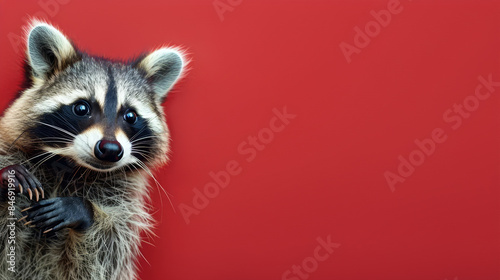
[
  {"left": 135, "top": 48, "right": 184, "bottom": 102},
  {"left": 27, "top": 22, "right": 79, "bottom": 80}
]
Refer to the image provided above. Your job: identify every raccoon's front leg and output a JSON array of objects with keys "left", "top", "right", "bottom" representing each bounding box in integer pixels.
[
  {"left": 23, "top": 197, "right": 94, "bottom": 233},
  {"left": 0, "top": 164, "right": 44, "bottom": 201}
]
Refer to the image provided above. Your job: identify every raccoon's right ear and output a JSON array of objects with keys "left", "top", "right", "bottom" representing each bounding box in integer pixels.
[{"left": 26, "top": 22, "right": 80, "bottom": 80}]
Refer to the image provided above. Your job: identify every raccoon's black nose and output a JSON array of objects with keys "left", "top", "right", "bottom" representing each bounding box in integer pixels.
[{"left": 95, "top": 140, "right": 124, "bottom": 162}]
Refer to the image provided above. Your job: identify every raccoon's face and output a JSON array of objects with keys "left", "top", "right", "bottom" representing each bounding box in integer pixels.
[{"left": 4, "top": 22, "right": 185, "bottom": 172}]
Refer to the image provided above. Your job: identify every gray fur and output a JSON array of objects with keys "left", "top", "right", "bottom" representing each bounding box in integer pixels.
[{"left": 0, "top": 22, "right": 184, "bottom": 280}]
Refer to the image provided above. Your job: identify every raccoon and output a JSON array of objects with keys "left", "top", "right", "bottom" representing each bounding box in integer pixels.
[{"left": 0, "top": 21, "right": 185, "bottom": 280}]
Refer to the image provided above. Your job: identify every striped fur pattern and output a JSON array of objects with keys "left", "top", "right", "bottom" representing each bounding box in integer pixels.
[{"left": 0, "top": 20, "right": 185, "bottom": 280}]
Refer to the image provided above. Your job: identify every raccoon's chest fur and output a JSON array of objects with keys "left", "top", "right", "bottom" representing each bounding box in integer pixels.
[{"left": 0, "top": 147, "right": 152, "bottom": 280}]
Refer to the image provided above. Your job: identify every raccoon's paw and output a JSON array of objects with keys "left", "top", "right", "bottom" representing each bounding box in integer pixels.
[
  {"left": 1, "top": 164, "right": 44, "bottom": 201},
  {"left": 22, "top": 197, "right": 94, "bottom": 234}
]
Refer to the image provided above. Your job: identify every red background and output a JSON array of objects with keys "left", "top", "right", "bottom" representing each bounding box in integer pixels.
[{"left": 1, "top": 0, "right": 499, "bottom": 279}]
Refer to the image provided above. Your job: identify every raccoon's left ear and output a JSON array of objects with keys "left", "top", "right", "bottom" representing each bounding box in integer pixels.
[
  {"left": 135, "top": 48, "right": 184, "bottom": 103},
  {"left": 27, "top": 22, "right": 80, "bottom": 80}
]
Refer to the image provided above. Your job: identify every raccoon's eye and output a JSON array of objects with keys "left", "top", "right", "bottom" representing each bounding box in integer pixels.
[
  {"left": 124, "top": 109, "right": 137, "bottom": 124},
  {"left": 73, "top": 101, "right": 91, "bottom": 116}
]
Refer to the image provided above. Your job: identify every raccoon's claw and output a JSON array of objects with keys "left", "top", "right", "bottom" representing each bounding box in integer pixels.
[
  {"left": 25, "top": 197, "right": 94, "bottom": 234},
  {"left": 1, "top": 164, "right": 44, "bottom": 201}
]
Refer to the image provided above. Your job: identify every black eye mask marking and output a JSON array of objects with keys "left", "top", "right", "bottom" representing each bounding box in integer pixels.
[
  {"left": 121, "top": 112, "right": 155, "bottom": 164},
  {"left": 32, "top": 102, "right": 97, "bottom": 148},
  {"left": 31, "top": 95, "right": 159, "bottom": 168}
]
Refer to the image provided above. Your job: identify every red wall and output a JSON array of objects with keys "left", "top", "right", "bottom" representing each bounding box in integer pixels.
[{"left": 1, "top": 1, "right": 499, "bottom": 279}]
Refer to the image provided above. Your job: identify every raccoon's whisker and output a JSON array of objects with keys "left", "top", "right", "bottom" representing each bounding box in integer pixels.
[
  {"left": 131, "top": 144, "right": 155, "bottom": 148},
  {"left": 127, "top": 163, "right": 141, "bottom": 180},
  {"left": 71, "top": 165, "right": 90, "bottom": 188},
  {"left": 83, "top": 168, "right": 91, "bottom": 184},
  {"left": 23, "top": 134, "right": 73, "bottom": 142},
  {"left": 35, "top": 122, "right": 92, "bottom": 152},
  {"left": 131, "top": 147, "right": 155, "bottom": 153},
  {"left": 119, "top": 166, "right": 130, "bottom": 189},
  {"left": 79, "top": 168, "right": 92, "bottom": 198},
  {"left": 137, "top": 249, "right": 152, "bottom": 268},
  {"left": 132, "top": 148, "right": 155, "bottom": 155},
  {"left": 54, "top": 112, "right": 79, "bottom": 134},
  {"left": 60, "top": 165, "right": 82, "bottom": 196},
  {"left": 31, "top": 147, "right": 70, "bottom": 171},
  {"left": 21, "top": 151, "right": 54, "bottom": 165},
  {"left": 130, "top": 162, "right": 164, "bottom": 211},
  {"left": 6, "top": 128, "right": 33, "bottom": 152},
  {"left": 131, "top": 147, "right": 153, "bottom": 153},
  {"left": 130, "top": 135, "right": 162, "bottom": 144},
  {"left": 104, "top": 170, "right": 112, "bottom": 194},
  {"left": 90, "top": 168, "right": 100, "bottom": 186},
  {"left": 29, "top": 139, "right": 73, "bottom": 145},
  {"left": 134, "top": 160, "right": 175, "bottom": 213},
  {"left": 131, "top": 161, "right": 163, "bottom": 207},
  {"left": 35, "top": 121, "right": 77, "bottom": 138},
  {"left": 129, "top": 125, "right": 150, "bottom": 142},
  {"left": 131, "top": 151, "right": 156, "bottom": 163},
  {"left": 31, "top": 152, "right": 59, "bottom": 172},
  {"left": 131, "top": 149, "right": 153, "bottom": 155},
  {"left": 39, "top": 136, "right": 73, "bottom": 142},
  {"left": 39, "top": 140, "right": 72, "bottom": 144}
]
